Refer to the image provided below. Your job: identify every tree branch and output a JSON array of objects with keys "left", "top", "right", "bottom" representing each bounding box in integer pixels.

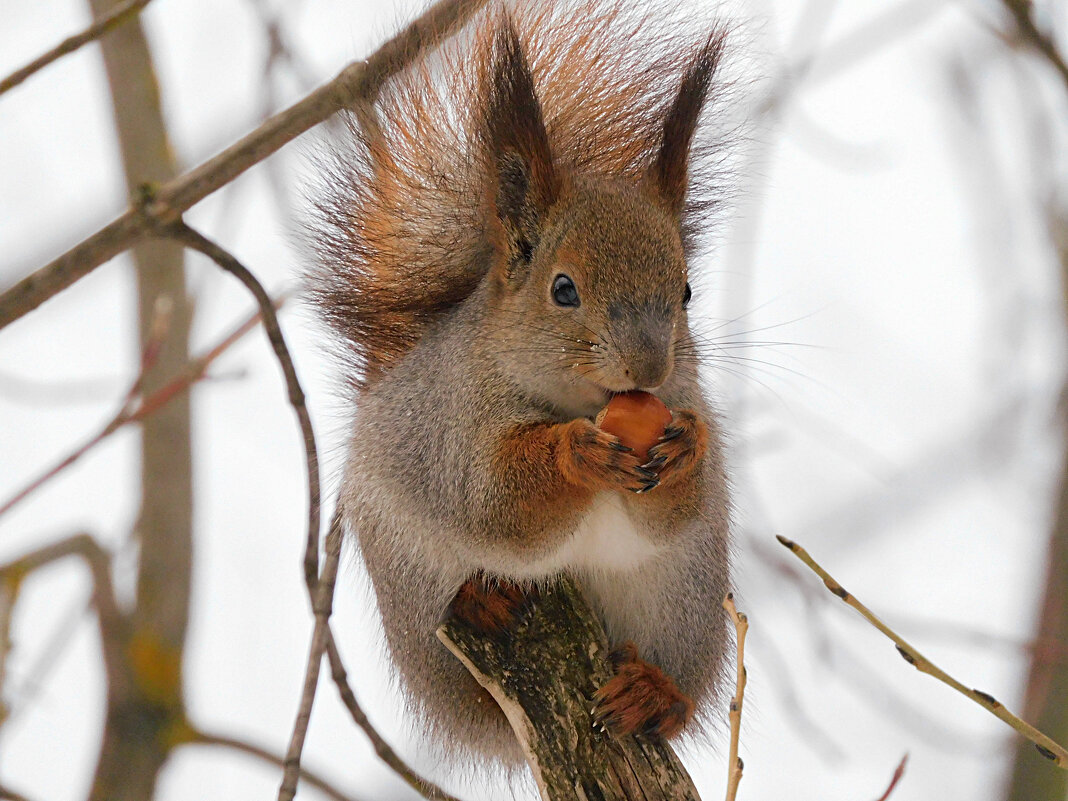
[
  {"left": 0, "top": 0, "right": 491, "bottom": 332},
  {"left": 0, "top": 301, "right": 271, "bottom": 519},
  {"left": 0, "top": 0, "right": 156, "bottom": 97},
  {"left": 185, "top": 727, "right": 363, "bottom": 801},
  {"left": 158, "top": 222, "right": 321, "bottom": 590},
  {"left": 438, "top": 576, "right": 702, "bottom": 801},
  {"left": 1000, "top": 0, "right": 1068, "bottom": 93},
  {"left": 776, "top": 535, "right": 1068, "bottom": 769},
  {"left": 83, "top": 3, "right": 193, "bottom": 794},
  {"left": 276, "top": 517, "right": 342, "bottom": 801},
  {"left": 322, "top": 631, "right": 462, "bottom": 801},
  {"left": 875, "top": 754, "right": 908, "bottom": 801},
  {"left": 722, "top": 594, "right": 748, "bottom": 801}
]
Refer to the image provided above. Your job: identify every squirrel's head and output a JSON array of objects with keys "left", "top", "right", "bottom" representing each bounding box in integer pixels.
[{"left": 479, "top": 22, "right": 719, "bottom": 417}]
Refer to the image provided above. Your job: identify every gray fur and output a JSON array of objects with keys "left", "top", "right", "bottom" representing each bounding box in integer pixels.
[{"left": 339, "top": 279, "right": 731, "bottom": 765}]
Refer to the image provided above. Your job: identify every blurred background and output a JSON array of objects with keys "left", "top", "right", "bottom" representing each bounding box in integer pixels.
[{"left": 1, "top": 0, "right": 1066, "bottom": 799}]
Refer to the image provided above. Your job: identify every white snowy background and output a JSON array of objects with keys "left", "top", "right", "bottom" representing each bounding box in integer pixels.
[{"left": 1, "top": 0, "right": 1066, "bottom": 799}]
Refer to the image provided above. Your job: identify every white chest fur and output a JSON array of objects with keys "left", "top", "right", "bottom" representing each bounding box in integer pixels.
[{"left": 514, "top": 492, "right": 660, "bottom": 578}]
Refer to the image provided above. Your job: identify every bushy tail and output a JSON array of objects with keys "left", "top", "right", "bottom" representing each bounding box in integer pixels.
[{"left": 307, "top": 0, "right": 730, "bottom": 388}]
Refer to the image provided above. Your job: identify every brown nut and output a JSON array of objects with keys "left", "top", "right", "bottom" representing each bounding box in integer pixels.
[{"left": 595, "top": 391, "right": 673, "bottom": 461}]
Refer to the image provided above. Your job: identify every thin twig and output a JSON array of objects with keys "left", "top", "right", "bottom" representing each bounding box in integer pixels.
[
  {"left": 722, "top": 594, "right": 748, "bottom": 801},
  {"left": 323, "top": 629, "right": 463, "bottom": 801},
  {"left": 185, "top": 727, "right": 362, "bottom": 801},
  {"left": 4, "top": 595, "right": 89, "bottom": 725},
  {"left": 0, "top": 301, "right": 273, "bottom": 518},
  {"left": 161, "top": 225, "right": 445, "bottom": 799},
  {"left": 0, "top": 785, "right": 34, "bottom": 801},
  {"left": 776, "top": 535, "right": 1068, "bottom": 769},
  {"left": 0, "top": 0, "right": 155, "bottom": 96},
  {"left": 1000, "top": 0, "right": 1068, "bottom": 92},
  {"left": 0, "top": 0, "right": 491, "bottom": 331},
  {"left": 158, "top": 222, "right": 321, "bottom": 589},
  {"left": 0, "top": 533, "right": 125, "bottom": 663},
  {"left": 874, "top": 754, "right": 908, "bottom": 801},
  {"left": 0, "top": 573, "right": 16, "bottom": 728},
  {"left": 276, "top": 517, "right": 342, "bottom": 801}
]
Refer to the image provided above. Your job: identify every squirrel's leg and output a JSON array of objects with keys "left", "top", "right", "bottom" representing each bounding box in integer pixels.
[
  {"left": 592, "top": 641, "right": 696, "bottom": 738},
  {"left": 447, "top": 572, "right": 537, "bottom": 634}
]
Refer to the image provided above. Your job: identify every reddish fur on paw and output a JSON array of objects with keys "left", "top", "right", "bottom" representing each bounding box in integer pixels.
[
  {"left": 556, "top": 419, "right": 658, "bottom": 494},
  {"left": 449, "top": 574, "right": 528, "bottom": 634},
  {"left": 644, "top": 409, "right": 708, "bottom": 488},
  {"left": 594, "top": 643, "right": 695, "bottom": 738}
]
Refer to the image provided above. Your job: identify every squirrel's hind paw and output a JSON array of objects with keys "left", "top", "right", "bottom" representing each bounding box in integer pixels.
[
  {"left": 448, "top": 573, "right": 533, "bottom": 634},
  {"left": 593, "top": 642, "right": 695, "bottom": 739}
]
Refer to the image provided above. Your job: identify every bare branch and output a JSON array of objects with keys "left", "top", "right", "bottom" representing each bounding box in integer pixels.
[
  {"left": 0, "top": 784, "right": 34, "bottom": 801},
  {"left": 1000, "top": 0, "right": 1068, "bottom": 92},
  {"left": 722, "top": 594, "right": 748, "bottom": 801},
  {"left": 874, "top": 754, "right": 908, "bottom": 801},
  {"left": 277, "top": 518, "right": 342, "bottom": 801},
  {"left": 0, "top": 302, "right": 271, "bottom": 518},
  {"left": 0, "top": 0, "right": 491, "bottom": 331},
  {"left": 323, "top": 631, "right": 462, "bottom": 801},
  {"left": 185, "top": 727, "right": 363, "bottom": 801},
  {"left": 438, "top": 576, "right": 701, "bottom": 800},
  {"left": 777, "top": 535, "right": 1068, "bottom": 769},
  {"left": 0, "top": 0, "right": 155, "bottom": 97},
  {"left": 159, "top": 222, "right": 321, "bottom": 589}
]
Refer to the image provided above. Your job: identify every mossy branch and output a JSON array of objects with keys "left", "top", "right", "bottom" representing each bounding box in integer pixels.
[{"left": 437, "top": 575, "right": 702, "bottom": 801}]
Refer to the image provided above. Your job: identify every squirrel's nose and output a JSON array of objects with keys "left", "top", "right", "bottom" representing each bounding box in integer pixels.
[{"left": 619, "top": 321, "right": 674, "bottom": 390}]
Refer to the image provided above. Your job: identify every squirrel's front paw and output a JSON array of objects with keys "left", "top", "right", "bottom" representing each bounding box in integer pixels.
[
  {"left": 447, "top": 573, "right": 532, "bottom": 634},
  {"left": 593, "top": 641, "right": 695, "bottom": 738},
  {"left": 642, "top": 409, "right": 708, "bottom": 488},
  {"left": 557, "top": 419, "right": 660, "bottom": 494}
]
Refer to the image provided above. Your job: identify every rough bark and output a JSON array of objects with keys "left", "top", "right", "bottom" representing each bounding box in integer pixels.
[
  {"left": 86, "top": 1, "right": 192, "bottom": 798},
  {"left": 437, "top": 576, "right": 702, "bottom": 801}
]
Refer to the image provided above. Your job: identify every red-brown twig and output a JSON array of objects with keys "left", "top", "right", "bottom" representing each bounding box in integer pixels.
[
  {"left": 874, "top": 754, "right": 908, "bottom": 801},
  {"left": 0, "top": 0, "right": 156, "bottom": 97},
  {"left": 0, "top": 301, "right": 273, "bottom": 518}
]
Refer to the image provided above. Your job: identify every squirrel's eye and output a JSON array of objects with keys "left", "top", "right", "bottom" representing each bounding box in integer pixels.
[
  {"left": 683, "top": 282, "right": 692, "bottom": 308},
  {"left": 552, "top": 274, "right": 580, "bottom": 308}
]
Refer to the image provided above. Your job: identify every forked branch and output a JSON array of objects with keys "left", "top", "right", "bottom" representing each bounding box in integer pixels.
[{"left": 0, "top": 0, "right": 491, "bottom": 331}]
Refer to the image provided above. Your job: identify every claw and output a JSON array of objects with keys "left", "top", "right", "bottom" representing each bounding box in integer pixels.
[
  {"left": 642, "top": 454, "right": 667, "bottom": 470},
  {"left": 660, "top": 426, "right": 684, "bottom": 442},
  {"left": 609, "top": 441, "right": 633, "bottom": 452},
  {"left": 635, "top": 466, "right": 658, "bottom": 481},
  {"left": 635, "top": 478, "right": 659, "bottom": 494}
]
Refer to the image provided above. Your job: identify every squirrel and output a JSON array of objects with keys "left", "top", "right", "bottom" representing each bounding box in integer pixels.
[{"left": 308, "top": 0, "right": 733, "bottom": 767}]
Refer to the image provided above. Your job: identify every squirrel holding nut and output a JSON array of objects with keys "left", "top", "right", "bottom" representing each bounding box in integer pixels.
[{"left": 309, "top": 1, "right": 732, "bottom": 765}]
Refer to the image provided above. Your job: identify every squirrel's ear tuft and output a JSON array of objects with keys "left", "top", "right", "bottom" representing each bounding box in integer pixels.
[
  {"left": 650, "top": 31, "right": 726, "bottom": 216},
  {"left": 481, "top": 19, "right": 559, "bottom": 267}
]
